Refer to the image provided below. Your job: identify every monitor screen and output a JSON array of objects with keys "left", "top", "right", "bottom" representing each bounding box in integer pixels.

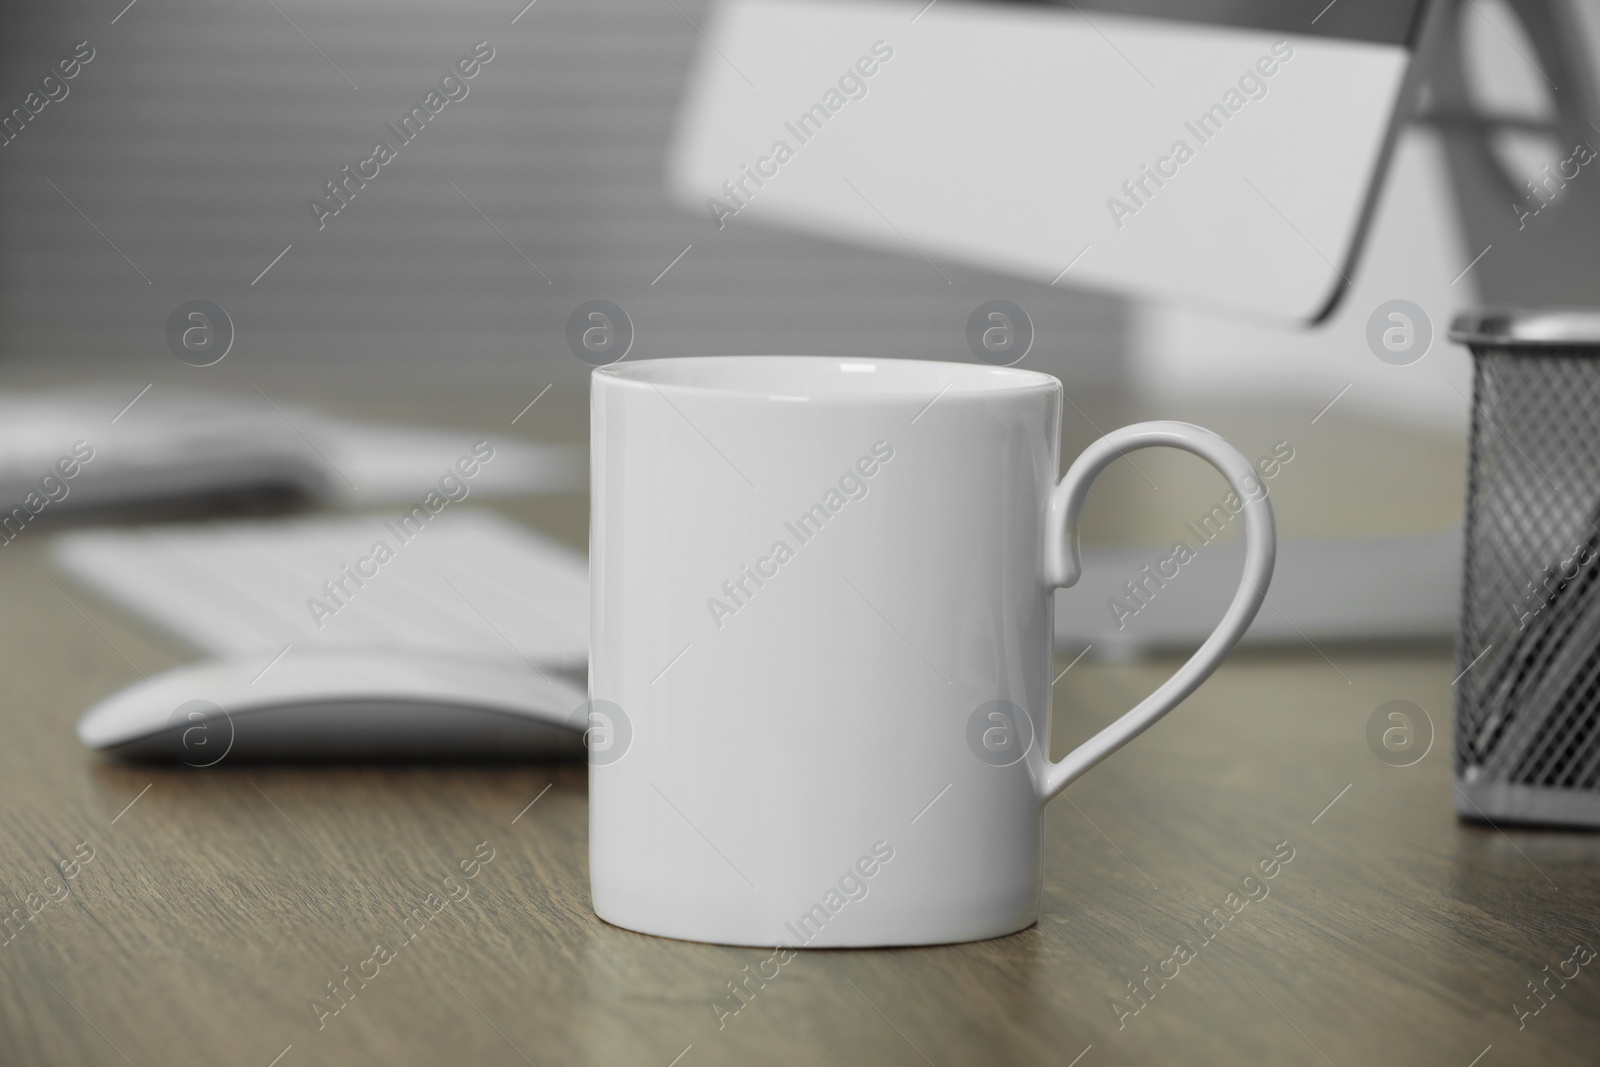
[{"left": 669, "top": 0, "right": 1432, "bottom": 323}]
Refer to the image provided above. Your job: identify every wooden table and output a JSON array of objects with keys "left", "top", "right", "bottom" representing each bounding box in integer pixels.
[{"left": 1, "top": 378, "right": 1596, "bottom": 1067}]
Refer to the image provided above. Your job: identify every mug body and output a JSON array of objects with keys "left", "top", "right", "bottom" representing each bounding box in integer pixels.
[{"left": 589, "top": 356, "right": 1062, "bottom": 947}]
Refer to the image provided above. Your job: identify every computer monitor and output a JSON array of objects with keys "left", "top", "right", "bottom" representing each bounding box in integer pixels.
[{"left": 668, "top": 0, "right": 1433, "bottom": 324}]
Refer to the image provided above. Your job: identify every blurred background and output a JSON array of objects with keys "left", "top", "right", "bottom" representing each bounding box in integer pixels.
[
  {"left": 0, "top": 0, "right": 1588, "bottom": 408},
  {"left": 0, "top": 0, "right": 1598, "bottom": 620},
  {"left": 4, "top": 0, "right": 1128, "bottom": 398}
]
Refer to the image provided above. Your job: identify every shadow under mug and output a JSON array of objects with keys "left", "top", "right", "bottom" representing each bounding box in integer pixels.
[{"left": 587, "top": 356, "right": 1274, "bottom": 947}]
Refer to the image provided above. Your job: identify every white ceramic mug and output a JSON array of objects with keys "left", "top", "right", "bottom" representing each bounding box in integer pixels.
[{"left": 588, "top": 356, "right": 1274, "bottom": 947}]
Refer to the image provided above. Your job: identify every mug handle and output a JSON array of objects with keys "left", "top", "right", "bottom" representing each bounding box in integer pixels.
[{"left": 1037, "top": 421, "right": 1276, "bottom": 800}]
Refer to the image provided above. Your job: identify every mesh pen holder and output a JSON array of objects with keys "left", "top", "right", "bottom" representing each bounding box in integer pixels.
[{"left": 1452, "top": 310, "right": 1600, "bottom": 828}]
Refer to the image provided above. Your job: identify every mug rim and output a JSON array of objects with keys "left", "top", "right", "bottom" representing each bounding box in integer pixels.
[{"left": 593, "top": 355, "right": 1060, "bottom": 402}]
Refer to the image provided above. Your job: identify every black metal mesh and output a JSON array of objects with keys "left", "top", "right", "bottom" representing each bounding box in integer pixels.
[{"left": 1457, "top": 348, "right": 1600, "bottom": 795}]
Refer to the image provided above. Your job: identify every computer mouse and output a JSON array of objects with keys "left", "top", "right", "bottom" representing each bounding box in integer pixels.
[{"left": 77, "top": 648, "right": 589, "bottom": 762}]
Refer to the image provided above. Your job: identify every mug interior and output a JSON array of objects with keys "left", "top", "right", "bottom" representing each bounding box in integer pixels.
[{"left": 595, "top": 356, "right": 1058, "bottom": 401}]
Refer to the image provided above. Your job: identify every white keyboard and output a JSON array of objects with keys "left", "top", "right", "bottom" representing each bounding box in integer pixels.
[
  {"left": 52, "top": 510, "right": 590, "bottom": 672},
  {"left": 52, "top": 505, "right": 1460, "bottom": 675}
]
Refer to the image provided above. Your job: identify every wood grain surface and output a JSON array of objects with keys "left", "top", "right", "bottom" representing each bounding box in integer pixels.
[{"left": 0, "top": 384, "right": 1596, "bottom": 1067}]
